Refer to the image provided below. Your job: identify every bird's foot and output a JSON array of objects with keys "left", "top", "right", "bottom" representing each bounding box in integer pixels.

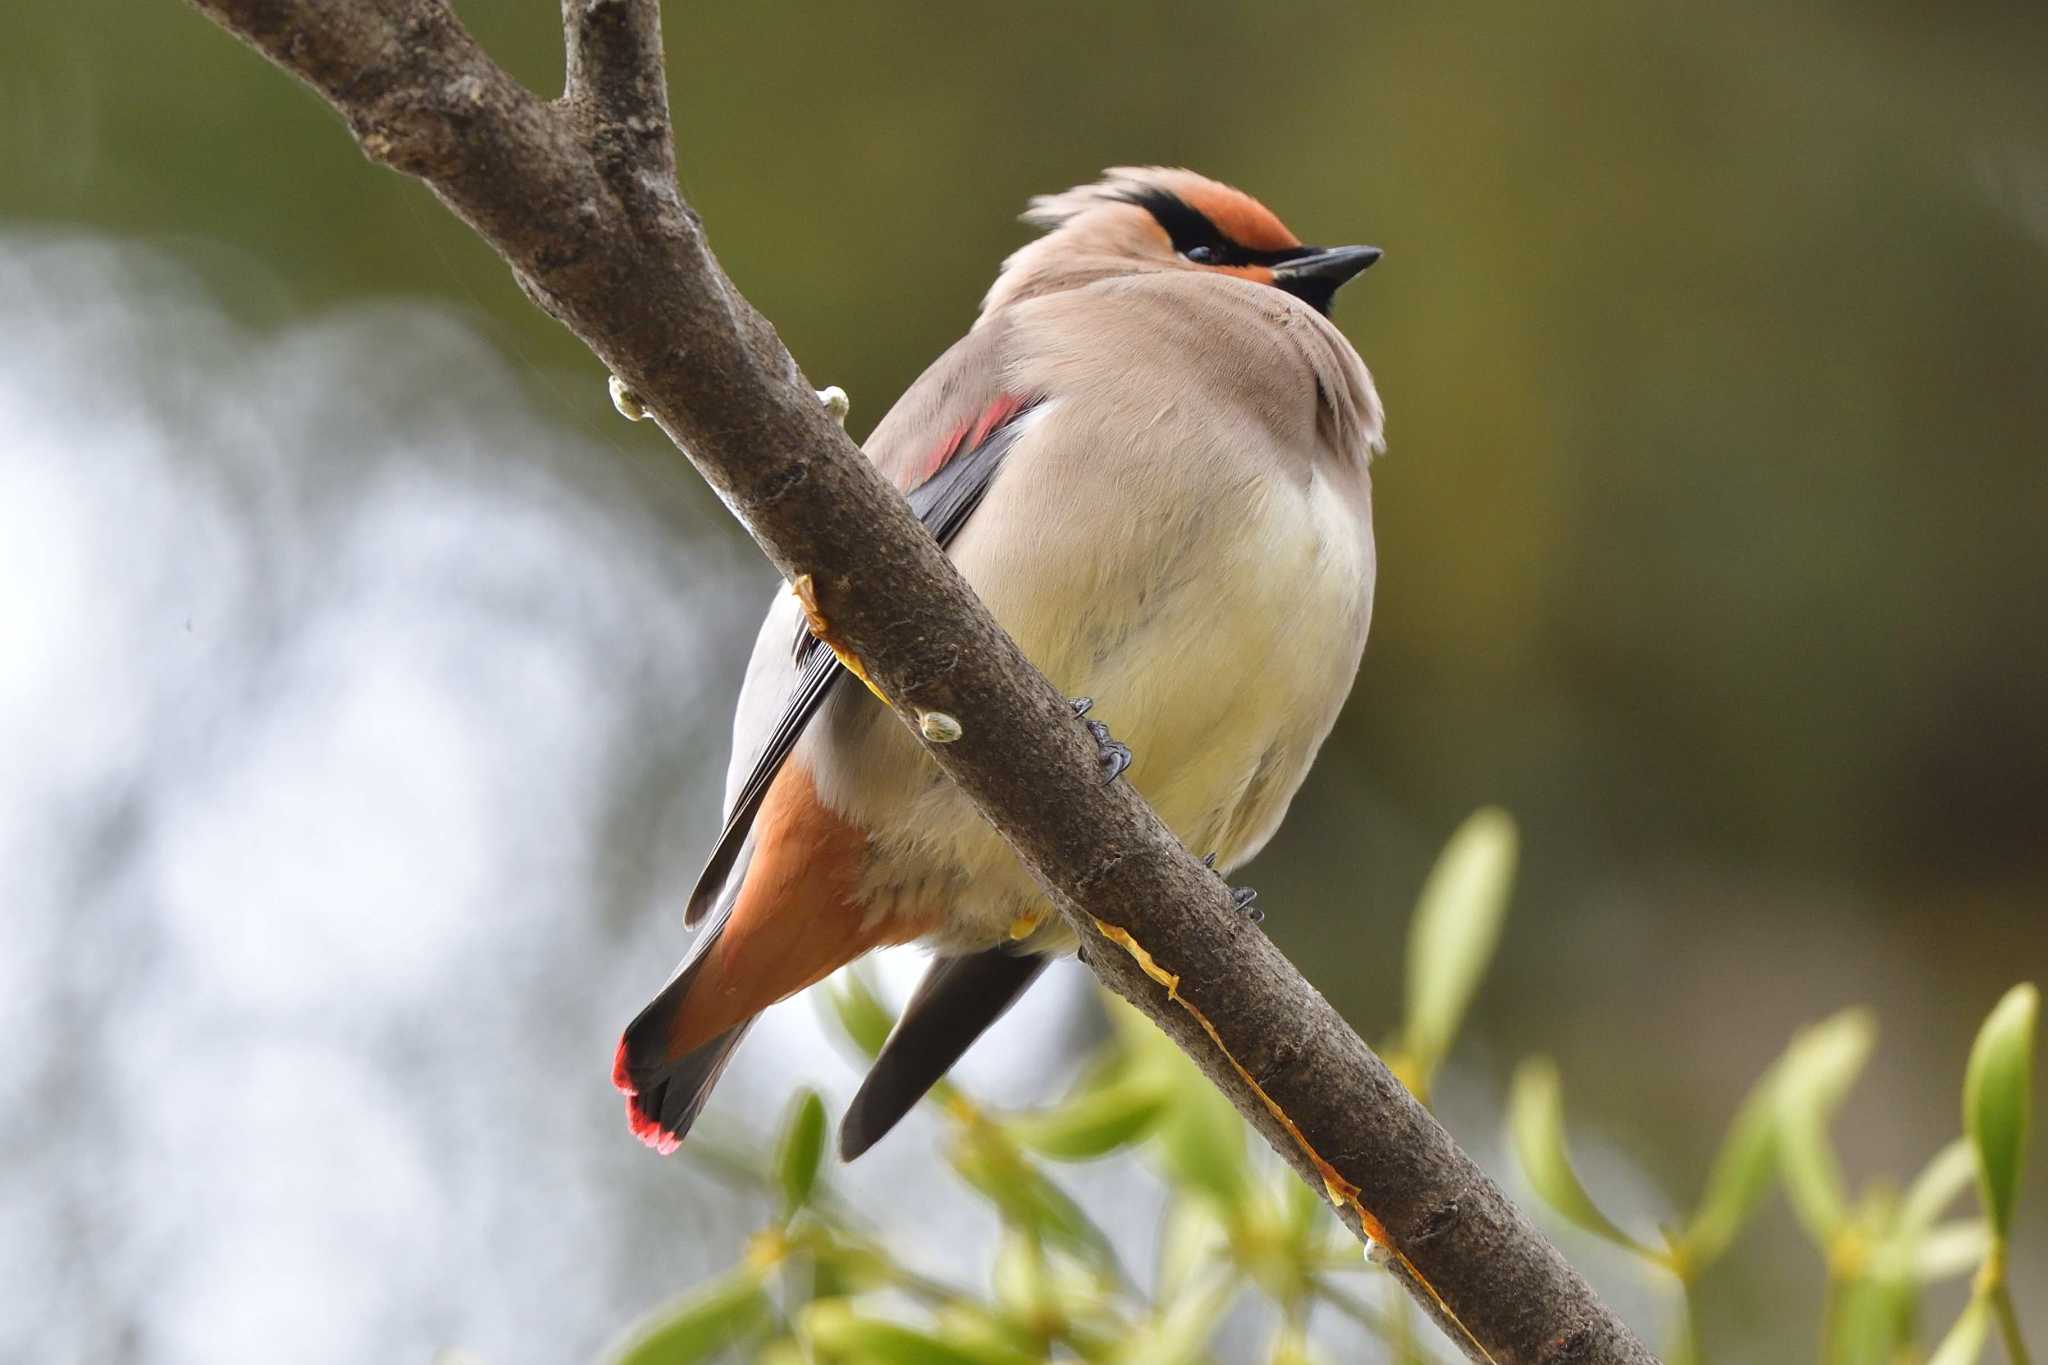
[
  {"left": 1089, "top": 721, "right": 1132, "bottom": 784},
  {"left": 1086, "top": 720, "right": 1132, "bottom": 785},
  {"left": 1068, "top": 698, "right": 1132, "bottom": 783},
  {"left": 1198, "top": 849, "right": 1260, "bottom": 923}
]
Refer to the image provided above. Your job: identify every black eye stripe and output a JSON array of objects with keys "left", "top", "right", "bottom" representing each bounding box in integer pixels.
[
  {"left": 1112, "top": 187, "right": 1221, "bottom": 253},
  {"left": 1109, "top": 187, "right": 1312, "bottom": 268}
]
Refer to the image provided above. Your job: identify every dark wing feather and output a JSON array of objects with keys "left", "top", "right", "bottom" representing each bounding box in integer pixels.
[
  {"left": 792, "top": 406, "right": 1034, "bottom": 668},
  {"left": 915, "top": 409, "right": 1030, "bottom": 530},
  {"left": 839, "top": 947, "right": 1050, "bottom": 1160},
  {"left": 683, "top": 649, "right": 837, "bottom": 926},
  {"left": 683, "top": 399, "right": 1040, "bottom": 927}
]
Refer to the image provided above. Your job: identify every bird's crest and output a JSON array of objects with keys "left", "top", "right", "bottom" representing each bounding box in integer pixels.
[{"left": 1022, "top": 166, "right": 1301, "bottom": 252}]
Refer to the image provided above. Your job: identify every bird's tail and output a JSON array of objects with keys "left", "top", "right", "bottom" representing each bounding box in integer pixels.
[
  {"left": 612, "top": 1025, "right": 750, "bottom": 1155},
  {"left": 613, "top": 762, "right": 935, "bottom": 1153},
  {"left": 614, "top": 994, "right": 761, "bottom": 1154},
  {"left": 612, "top": 922, "right": 755, "bottom": 1154}
]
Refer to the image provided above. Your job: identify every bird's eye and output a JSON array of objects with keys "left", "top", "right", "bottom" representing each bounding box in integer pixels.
[{"left": 1184, "top": 245, "right": 1218, "bottom": 264}]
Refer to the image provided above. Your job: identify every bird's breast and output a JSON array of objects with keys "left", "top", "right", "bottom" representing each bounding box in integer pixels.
[{"left": 803, "top": 375, "right": 1374, "bottom": 948}]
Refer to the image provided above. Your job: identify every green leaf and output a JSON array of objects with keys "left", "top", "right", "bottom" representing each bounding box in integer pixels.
[
  {"left": 775, "top": 1088, "right": 827, "bottom": 1212},
  {"left": 1113, "top": 1266, "right": 1240, "bottom": 1365},
  {"left": 931, "top": 1304, "right": 1056, "bottom": 1362},
  {"left": 1827, "top": 1272, "right": 1912, "bottom": 1365},
  {"left": 1914, "top": 1221, "right": 1993, "bottom": 1283},
  {"left": 1265, "top": 1323, "right": 1327, "bottom": 1365},
  {"left": 1898, "top": 1139, "right": 1977, "bottom": 1243},
  {"left": 1772, "top": 1009, "right": 1876, "bottom": 1246},
  {"left": 1005, "top": 1074, "right": 1173, "bottom": 1161},
  {"left": 1962, "top": 982, "right": 2037, "bottom": 1239},
  {"left": 1925, "top": 1294, "right": 1992, "bottom": 1365},
  {"left": 799, "top": 1300, "right": 1036, "bottom": 1365},
  {"left": 1107, "top": 992, "right": 1250, "bottom": 1209},
  {"left": 1278, "top": 1160, "right": 1331, "bottom": 1244},
  {"left": 609, "top": 1269, "right": 771, "bottom": 1365},
  {"left": 820, "top": 967, "right": 896, "bottom": 1059},
  {"left": 806, "top": 1238, "right": 896, "bottom": 1298},
  {"left": 989, "top": 1234, "right": 1118, "bottom": 1345},
  {"left": 1402, "top": 807, "right": 1519, "bottom": 1090},
  {"left": 1063, "top": 1039, "right": 1138, "bottom": 1102},
  {"left": 1680, "top": 1060, "right": 1782, "bottom": 1268},
  {"left": 949, "top": 1129, "right": 1121, "bottom": 1272},
  {"left": 990, "top": 1230, "right": 1047, "bottom": 1321},
  {"left": 1506, "top": 1058, "right": 1656, "bottom": 1257},
  {"left": 1155, "top": 1077, "right": 1251, "bottom": 1211},
  {"left": 1233, "top": 1187, "right": 1321, "bottom": 1305},
  {"left": 1156, "top": 1198, "right": 1228, "bottom": 1303}
]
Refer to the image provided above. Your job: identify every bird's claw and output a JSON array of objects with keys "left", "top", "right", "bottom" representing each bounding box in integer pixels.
[
  {"left": 1197, "top": 851, "right": 1258, "bottom": 921},
  {"left": 1068, "top": 698, "right": 1131, "bottom": 783},
  {"left": 1088, "top": 721, "right": 1133, "bottom": 785},
  {"left": 1084, "top": 716, "right": 1132, "bottom": 785}
]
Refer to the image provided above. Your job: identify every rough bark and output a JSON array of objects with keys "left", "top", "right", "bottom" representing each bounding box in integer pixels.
[{"left": 181, "top": 3, "right": 1659, "bottom": 1360}]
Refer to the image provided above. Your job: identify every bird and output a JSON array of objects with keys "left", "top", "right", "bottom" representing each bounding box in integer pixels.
[{"left": 613, "top": 167, "right": 1384, "bottom": 1161}]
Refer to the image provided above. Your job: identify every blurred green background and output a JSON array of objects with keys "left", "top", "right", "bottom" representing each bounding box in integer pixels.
[{"left": 5, "top": 0, "right": 2043, "bottom": 1358}]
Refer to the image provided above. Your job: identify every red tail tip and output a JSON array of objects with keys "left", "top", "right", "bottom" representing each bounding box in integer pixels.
[
  {"left": 614, "top": 1038, "right": 681, "bottom": 1154},
  {"left": 611, "top": 1038, "right": 636, "bottom": 1095},
  {"left": 624, "top": 1095, "right": 681, "bottom": 1155}
]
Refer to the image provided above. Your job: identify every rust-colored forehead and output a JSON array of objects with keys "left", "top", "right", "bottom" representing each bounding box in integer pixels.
[{"left": 1177, "top": 182, "right": 1300, "bottom": 251}]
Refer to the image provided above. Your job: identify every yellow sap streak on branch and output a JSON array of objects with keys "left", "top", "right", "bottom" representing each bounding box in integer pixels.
[
  {"left": 1086, "top": 914, "right": 1498, "bottom": 1365},
  {"left": 792, "top": 573, "right": 888, "bottom": 703}
]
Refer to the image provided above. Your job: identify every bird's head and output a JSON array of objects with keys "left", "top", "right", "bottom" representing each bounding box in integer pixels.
[{"left": 984, "top": 167, "right": 1380, "bottom": 318}]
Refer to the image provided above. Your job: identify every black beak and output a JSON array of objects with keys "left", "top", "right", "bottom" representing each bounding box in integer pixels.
[{"left": 1273, "top": 245, "right": 1382, "bottom": 315}]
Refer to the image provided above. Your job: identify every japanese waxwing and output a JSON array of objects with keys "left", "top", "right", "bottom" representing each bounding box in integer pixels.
[{"left": 614, "top": 167, "right": 1384, "bottom": 1159}]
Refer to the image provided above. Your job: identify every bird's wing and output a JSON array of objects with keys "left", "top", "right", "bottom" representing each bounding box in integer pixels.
[{"left": 684, "top": 321, "right": 1038, "bottom": 926}]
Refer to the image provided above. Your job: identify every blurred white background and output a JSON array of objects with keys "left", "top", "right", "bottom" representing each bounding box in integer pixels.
[{"left": 0, "top": 236, "right": 1142, "bottom": 1362}]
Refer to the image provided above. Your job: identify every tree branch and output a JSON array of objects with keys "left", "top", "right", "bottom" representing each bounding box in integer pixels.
[
  {"left": 562, "top": 0, "right": 674, "bottom": 184},
  {"left": 183, "top": 3, "right": 1658, "bottom": 1360}
]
